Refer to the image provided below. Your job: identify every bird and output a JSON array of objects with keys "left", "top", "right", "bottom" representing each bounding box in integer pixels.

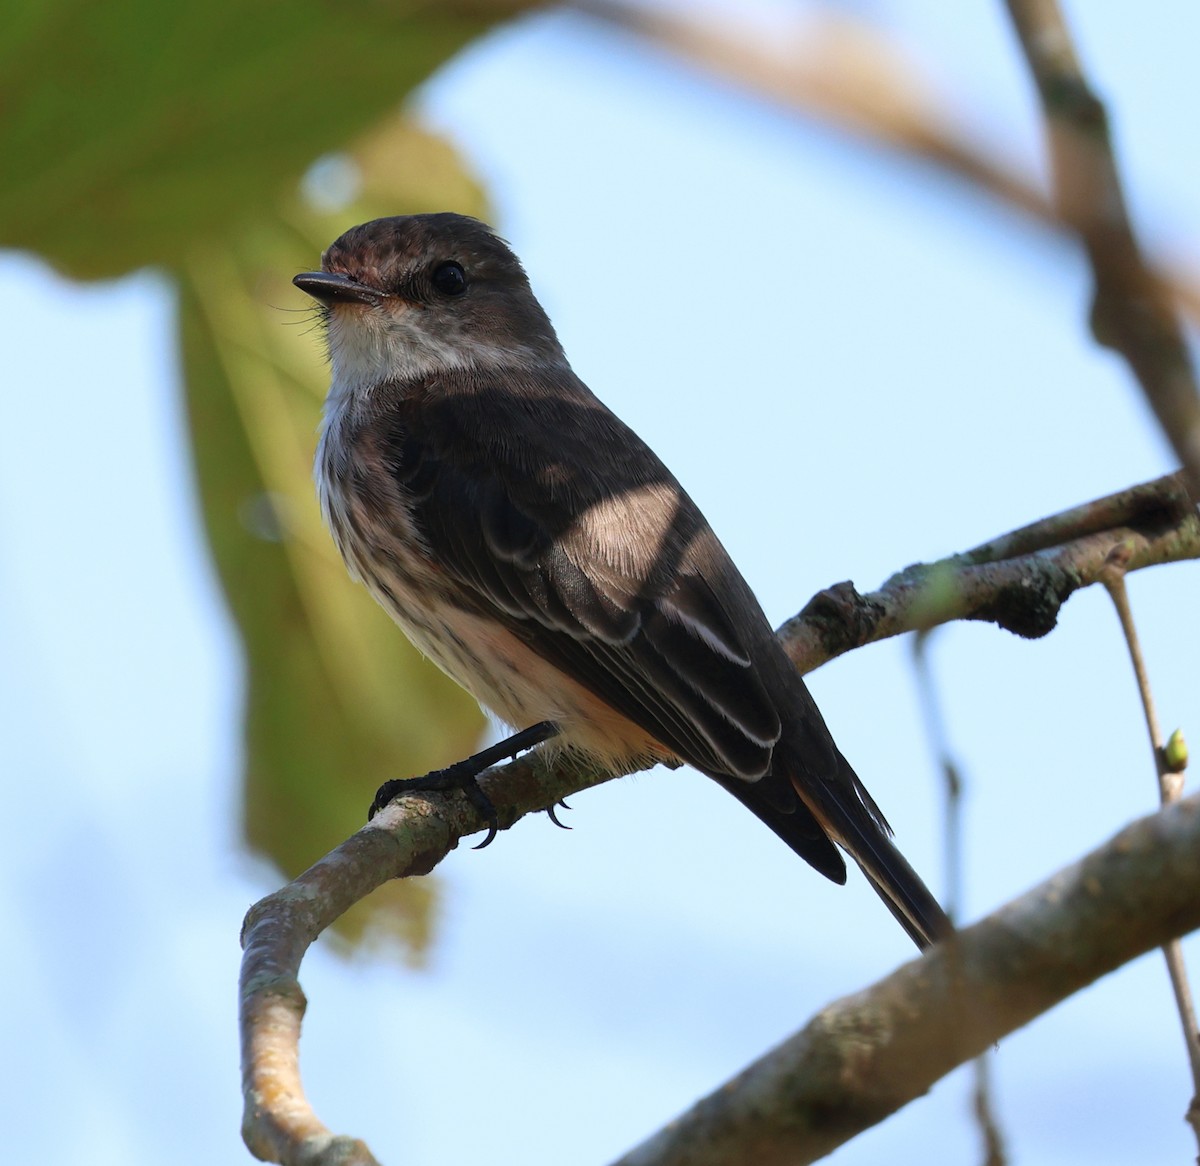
[{"left": 293, "top": 212, "right": 952, "bottom": 950}]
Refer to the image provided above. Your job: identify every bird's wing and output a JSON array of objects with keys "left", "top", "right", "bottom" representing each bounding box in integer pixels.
[{"left": 383, "top": 371, "right": 793, "bottom": 781}]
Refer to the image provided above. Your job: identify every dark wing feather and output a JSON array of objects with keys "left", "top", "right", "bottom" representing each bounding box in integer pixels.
[
  {"left": 378, "top": 369, "right": 847, "bottom": 883},
  {"left": 383, "top": 371, "right": 783, "bottom": 778}
]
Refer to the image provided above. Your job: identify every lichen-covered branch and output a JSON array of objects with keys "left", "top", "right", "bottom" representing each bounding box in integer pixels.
[
  {"left": 610, "top": 794, "right": 1200, "bottom": 1166},
  {"left": 778, "top": 472, "right": 1199, "bottom": 673},
  {"left": 240, "top": 750, "right": 615, "bottom": 1165}
]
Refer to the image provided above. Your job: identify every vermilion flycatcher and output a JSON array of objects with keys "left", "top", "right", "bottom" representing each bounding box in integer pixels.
[{"left": 294, "top": 213, "right": 951, "bottom": 949}]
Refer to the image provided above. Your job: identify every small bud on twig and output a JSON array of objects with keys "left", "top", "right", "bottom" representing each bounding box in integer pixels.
[{"left": 1165, "top": 728, "right": 1189, "bottom": 775}]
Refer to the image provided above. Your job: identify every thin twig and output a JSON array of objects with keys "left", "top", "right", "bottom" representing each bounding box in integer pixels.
[
  {"left": 972, "top": 1053, "right": 1008, "bottom": 1166},
  {"left": 1102, "top": 575, "right": 1170, "bottom": 796},
  {"left": 912, "top": 631, "right": 1009, "bottom": 1166},
  {"left": 1003, "top": 0, "right": 1200, "bottom": 498},
  {"left": 1102, "top": 570, "right": 1200, "bottom": 1149},
  {"left": 910, "top": 632, "right": 963, "bottom": 920}
]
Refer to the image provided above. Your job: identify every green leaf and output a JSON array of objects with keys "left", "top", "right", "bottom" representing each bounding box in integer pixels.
[{"left": 0, "top": 0, "right": 526, "bottom": 279}]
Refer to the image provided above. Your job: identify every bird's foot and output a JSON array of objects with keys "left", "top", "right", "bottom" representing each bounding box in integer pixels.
[
  {"left": 545, "top": 799, "right": 572, "bottom": 830},
  {"left": 370, "top": 762, "right": 501, "bottom": 847},
  {"left": 368, "top": 720, "right": 560, "bottom": 849}
]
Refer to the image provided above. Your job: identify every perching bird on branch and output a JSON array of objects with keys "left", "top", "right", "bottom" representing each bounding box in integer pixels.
[{"left": 294, "top": 212, "right": 951, "bottom": 950}]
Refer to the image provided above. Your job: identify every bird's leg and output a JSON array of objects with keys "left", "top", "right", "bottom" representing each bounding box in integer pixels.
[{"left": 368, "top": 721, "right": 560, "bottom": 848}]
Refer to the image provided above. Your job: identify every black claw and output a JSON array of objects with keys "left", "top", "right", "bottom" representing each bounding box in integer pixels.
[
  {"left": 545, "top": 799, "right": 572, "bottom": 830},
  {"left": 461, "top": 776, "right": 500, "bottom": 849},
  {"left": 368, "top": 779, "right": 404, "bottom": 820}
]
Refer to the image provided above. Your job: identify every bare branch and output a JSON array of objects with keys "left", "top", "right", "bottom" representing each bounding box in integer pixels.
[
  {"left": 778, "top": 472, "right": 1199, "bottom": 673},
  {"left": 1003, "top": 0, "right": 1200, "bottom": 497},
  {"left": 610, "top": 794, "right": 1200, "bottom": 1166},
  {"left": 239, "top": 475, "right": 1199, "bottom": 1164},
  {"left": 240, "top": 750, "right": 616, "bottom": 1164}
]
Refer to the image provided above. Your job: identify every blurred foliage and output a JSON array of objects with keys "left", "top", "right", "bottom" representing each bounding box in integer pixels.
[
  {"left": 0, "top": 0, "right": 520, "bottom": 276},
  {"left": 0, "top": 0, "right": 545, "bottom": 956}
]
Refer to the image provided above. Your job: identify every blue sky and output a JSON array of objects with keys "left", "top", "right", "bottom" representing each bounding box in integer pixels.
[{"left": 2, "top": 3, "right": 1199, "bottom": 1163}]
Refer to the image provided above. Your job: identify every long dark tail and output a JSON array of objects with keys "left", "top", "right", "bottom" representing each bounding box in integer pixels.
[
  {"left": 720, "top": 749, "right": 953, "bottom": 951},
  {"left": 800, "top": 748, "right": 952, "bottom": 950},
  {"left": 830, "top": 805, "right": 953, "bottom": 950}
]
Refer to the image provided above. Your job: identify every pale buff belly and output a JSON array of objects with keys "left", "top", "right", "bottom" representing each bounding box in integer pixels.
[{"left": 372, "top": 584, "right": 674, "bottom": 772}]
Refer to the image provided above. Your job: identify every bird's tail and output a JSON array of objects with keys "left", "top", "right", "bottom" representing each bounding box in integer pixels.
[
  {"left": 739, "top": 738, "right": 955, "bottom": 945},
  {"left": 716, "top": 759, "right": 951, "bottom": 949},
  {"left": 840, "top": 819, "right": 952, "bottom": 950},
  {"left": 767, "top": 742, "right": 953, "bottom": 950}
]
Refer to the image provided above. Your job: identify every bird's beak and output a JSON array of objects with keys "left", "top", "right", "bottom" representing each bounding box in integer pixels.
[{"left": 293, "top": 271, "right": 382, "bottom": 305}]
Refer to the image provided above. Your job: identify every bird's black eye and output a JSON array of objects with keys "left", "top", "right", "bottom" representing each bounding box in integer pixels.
[{"left": 431, "top": 261, "right": 467, "bottom": 296}]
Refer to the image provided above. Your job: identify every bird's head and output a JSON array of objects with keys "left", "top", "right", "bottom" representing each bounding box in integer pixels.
[{"left": 294, "top": 213, "right": 565, "bottom": 395}]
